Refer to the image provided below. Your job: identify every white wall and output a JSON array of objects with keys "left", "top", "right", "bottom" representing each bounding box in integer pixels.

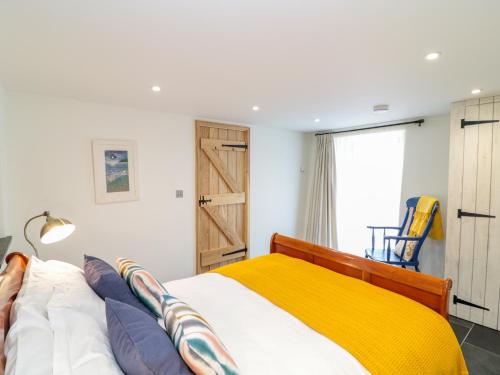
[
  {"left": 3, "top": 92, "right": 308, "bottom": 281},
  {"left": 400, "top": 114, "right": 450, "bottom": 277},
  {"left": 0, "top": 84, "right": 6, "bottom": 236},
  {"left": 250, "top": 127, "right": 310, "bottom": 256}
]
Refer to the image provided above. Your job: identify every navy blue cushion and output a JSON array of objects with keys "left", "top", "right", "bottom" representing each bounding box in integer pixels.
[
  {"left": 84, "top": 255, "right": 154, "bottom": 317},
  {"left": 106, "top": 298, "right": 192, "bottom": 375}
]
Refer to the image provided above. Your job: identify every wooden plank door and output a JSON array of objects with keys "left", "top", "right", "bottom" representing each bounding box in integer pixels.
[
  {"left": 484, "top": 97, "right": 500, "bottom": 328},
  {"left": 445, "top": 96, "right": 500, "bottom": 329},
  {"left": 195, "top": 120, "right": 249, "bottom": 273}
]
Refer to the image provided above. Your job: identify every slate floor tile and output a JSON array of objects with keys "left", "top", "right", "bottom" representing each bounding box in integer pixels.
[
  {"left": 462, "top": 343, "right": 500, "bottom": 375},
  {"left": 451, "top": 322, "right": 471, "bottom": 344},
  {"left": 450, "top": 315, "right": 474, "bottom": 329},
  {"left": 466, "top": 324, "right": 500, "bottom": 356}
]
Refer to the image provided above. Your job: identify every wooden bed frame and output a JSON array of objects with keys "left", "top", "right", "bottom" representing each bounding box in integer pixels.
[
  {"left": 270, "top": 233, "right": 452, "bottom": 318},
  {"left": 0, "top": 234, "right": 452, "bottom": 372},
  {"left": 0, "top": 252, "right": 28, "bottom": 374}
]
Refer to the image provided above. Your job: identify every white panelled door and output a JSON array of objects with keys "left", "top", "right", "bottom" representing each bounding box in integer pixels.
[{"left": 445, "top": 96, "right": 500, "bottom": 330}]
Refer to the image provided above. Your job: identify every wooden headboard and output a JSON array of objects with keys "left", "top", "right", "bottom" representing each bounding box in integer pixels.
[
  {"left": 270, "top": 233, "right": 452, "bottom": 318},
  {"left": 0, "top": 252, "right": 28, "bottom": 374}
]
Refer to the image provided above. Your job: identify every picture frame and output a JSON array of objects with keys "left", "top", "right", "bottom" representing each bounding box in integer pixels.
[{"left": 92, "top": 139, "right": 139, "bottom": 204}]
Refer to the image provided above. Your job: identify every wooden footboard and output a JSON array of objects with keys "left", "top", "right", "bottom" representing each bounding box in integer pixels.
[{"left": 270, "top": 233, "right": 451, "bottom": 318}]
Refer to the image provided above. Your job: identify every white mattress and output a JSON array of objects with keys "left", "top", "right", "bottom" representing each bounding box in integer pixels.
[{"left": 164, "top": 273, "right": 369, "bottom": 375}]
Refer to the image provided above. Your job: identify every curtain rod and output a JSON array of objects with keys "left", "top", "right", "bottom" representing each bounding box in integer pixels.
[{"left": 315, "top": 119, "right": 424, "bottom": 136}]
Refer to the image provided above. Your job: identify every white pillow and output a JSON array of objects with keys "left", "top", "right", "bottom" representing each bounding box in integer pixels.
[
  {"left": 4, "top": 303, "right": 53, "bottom": 375},
  {"left": 46, "top": 262, "right": 105, "bottom": 321},
  {"left": 46, "top": 269, "right": 123, "bottom": 375},
  {"left": 5, "top": 256, "right": 84, "bottom": 375},
  {"left": 12, "top": 257, "right": 85, "bottom": 312},
  {"left": 49, "top": 306, "right": 123, "bottom": 375},
  {"left": 5, "top": 257, "right": 121, "bottom": 375}
]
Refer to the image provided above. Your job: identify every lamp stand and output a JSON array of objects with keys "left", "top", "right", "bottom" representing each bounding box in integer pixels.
[{"left": 23, "top": 211, "right": 50, "bottom": 258}]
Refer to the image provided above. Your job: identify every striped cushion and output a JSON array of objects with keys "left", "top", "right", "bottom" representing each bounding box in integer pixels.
[
  {"left": 116, "top": 258, "right": 168, "bottom": 317},
  {"left": 162, "top": 294, "right": 240, "bottom": 375},
  {"left": 117, "top": 258, "right": 239, "bottom": 374}
]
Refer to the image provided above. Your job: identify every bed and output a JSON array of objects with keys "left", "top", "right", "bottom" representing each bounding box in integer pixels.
[{"left": 0, "top": 233, "right": 466, "bottom": 374}]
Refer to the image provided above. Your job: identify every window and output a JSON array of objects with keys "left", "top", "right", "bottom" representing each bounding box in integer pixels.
[{"left": 334, "top": 129, "right": 405, "bottom": 256}]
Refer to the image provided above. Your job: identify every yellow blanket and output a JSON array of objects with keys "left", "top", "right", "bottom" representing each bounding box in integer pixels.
[
  {"left": 410, "top": 196, "right": 444, "bottom": 240},
  {"left": 214, "top": 254, "right": 467, "bottom": 375}
]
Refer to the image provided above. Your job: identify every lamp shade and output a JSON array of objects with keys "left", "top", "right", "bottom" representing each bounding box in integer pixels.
[{"left": 40, "top": 215, "right": 76, "bottom": 244}]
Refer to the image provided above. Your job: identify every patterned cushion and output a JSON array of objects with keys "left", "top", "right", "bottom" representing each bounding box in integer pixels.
[
  {"left": 162, "top": 294, "right": 240, "bottom": 375},
  {"left": 116, "top": 258, "right": 240, "bottom": 375},
  {"left": 116, "top": 258, "right": 168, "bottom": 317},
  {"left": 394, "top": 240, "right": 417, "bottom": 261}
]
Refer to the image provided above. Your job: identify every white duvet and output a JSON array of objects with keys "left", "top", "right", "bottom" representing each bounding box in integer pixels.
[{"left": 164, "top": 273, "right": 369, "bottom": 375}]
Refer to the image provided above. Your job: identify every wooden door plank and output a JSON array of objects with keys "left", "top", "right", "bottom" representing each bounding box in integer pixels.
[
  {"left": 227, "top": 130, "right": 238, "bottom": 264},
  {"left": 470, "top": 101, "right": 494, "bottom": 324},
  {"left": 484, "top": 101, "right": 500, "bottom": 329},
  {"left": 197, "top": 125, "right": 211, "bottom": 274},
  {"left": 200, "top": 244, "right": 246, "bottom": 267},
  {"left": 208, "top": 127, "right": 220, "bottom": 270},
  {"left": 445, "top": 101, "right": 466, "bottom": 317},
  {"left": 200, "top": 192, "right": 245, "bottom": 206},
  {"left": 201, "top": 252, "right": 246, "bottom": 267},
  {"left": 201, "top": 138, "right": 247, "bottom": 152},
  {"left": 480, "top": 97, "right": 494, "bottom": 105},
  {"left": 236, "top": 130, "right": 245, "bottom": 249},
  {"left": 195, "top": 120, "right": 249, "bottom": 132},
  {"left": 457, "top": 103, "right": 480, "bottom": 320},
  {"left": 224, "top": 129, "right": 248, "bottom": 266},
  {"left": 202, "top": 145, "right": 241, "bottom": 193},
  {"left": 203, "top": 206, "right": 244, "bottom": 247},
  {"left": 466, "top": 98, "right": 480, "bottom": 106},
  {"left": 244, "top": 128, "right": 250, "bottom": 254},
  {"left": 218, "top": 128, "right": 229, "bottom": 256}
]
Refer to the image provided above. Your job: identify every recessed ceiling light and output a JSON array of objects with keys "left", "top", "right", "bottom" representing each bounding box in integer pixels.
[
  {"left": 373, "top": 104, "right": 389, "bottom": 113},
  {"left": 471, "top": 88, "right": 482, "bottom": 95},
  {"left": 151, "top": 85, "right": 161, "bottom": 92},
  {"left": 314, "top": 118, "right": 321, "bottom": 123},
  {"left": 425, "top": 52, "right": 441, "bottom": 61},
  {"left": 252, "top": 105, "right": 260, "bottom": 111}
]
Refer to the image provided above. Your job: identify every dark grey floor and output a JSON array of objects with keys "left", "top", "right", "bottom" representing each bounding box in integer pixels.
[{"left": 450, "top": 315, "right": 500, "bottom": 374}]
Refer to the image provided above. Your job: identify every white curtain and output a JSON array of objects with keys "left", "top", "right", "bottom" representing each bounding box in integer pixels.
[
  {"left": 334, "top": 129, "right": 405, "bottom": 256},
  {"left": 305, "top": 134, "right": 337, "bottom": 248}
]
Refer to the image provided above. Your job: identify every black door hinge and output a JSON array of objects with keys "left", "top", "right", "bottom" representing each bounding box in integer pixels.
[
  {"left": 453, "top": 295, "right": 490, "bottom": 311},
  {"left": 222, "top": 248, "right": 247, "bottom": 257},
  {"left": 461, "top": 119, "right": 499, "bottom": 128},
  {"left": 458, "top": 209, "right": 495, "bottom": 219},
  {"left": 221, "top": 144, "right": 248, "bottom": 149}
]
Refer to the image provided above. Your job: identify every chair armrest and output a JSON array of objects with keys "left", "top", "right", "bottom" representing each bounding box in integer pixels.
[
  {"left": 366, "top": 226, "right": 401, "bottom": 230},
  {"left": 384, "top": 235, "right": 422, "bottom": 241}
]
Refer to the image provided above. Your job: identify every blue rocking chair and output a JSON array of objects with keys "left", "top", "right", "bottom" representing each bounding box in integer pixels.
[{"left": 364, "top": 197, "right": 439, "bottom": 272}]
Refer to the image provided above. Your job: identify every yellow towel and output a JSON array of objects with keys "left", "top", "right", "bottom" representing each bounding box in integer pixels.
[
  {"left": 214, "top": 254, "right": 467, "bottom": 375},
  {"left": 410, "top": 196, "right": 444, "bottom": 240}
]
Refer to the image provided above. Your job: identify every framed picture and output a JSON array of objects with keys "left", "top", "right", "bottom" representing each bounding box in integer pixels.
[{"left": 92, "top": 139, "right": 139, "bottom": 204}]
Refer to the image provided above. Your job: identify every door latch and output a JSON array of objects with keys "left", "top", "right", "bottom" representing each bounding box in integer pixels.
[{"left": 198, "top": 196, "right": 212, "bottom": 206}]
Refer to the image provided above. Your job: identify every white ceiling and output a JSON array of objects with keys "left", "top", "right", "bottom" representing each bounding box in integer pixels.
[{"left": 1, "top": 0, "right": 499, "bottom": 132}]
